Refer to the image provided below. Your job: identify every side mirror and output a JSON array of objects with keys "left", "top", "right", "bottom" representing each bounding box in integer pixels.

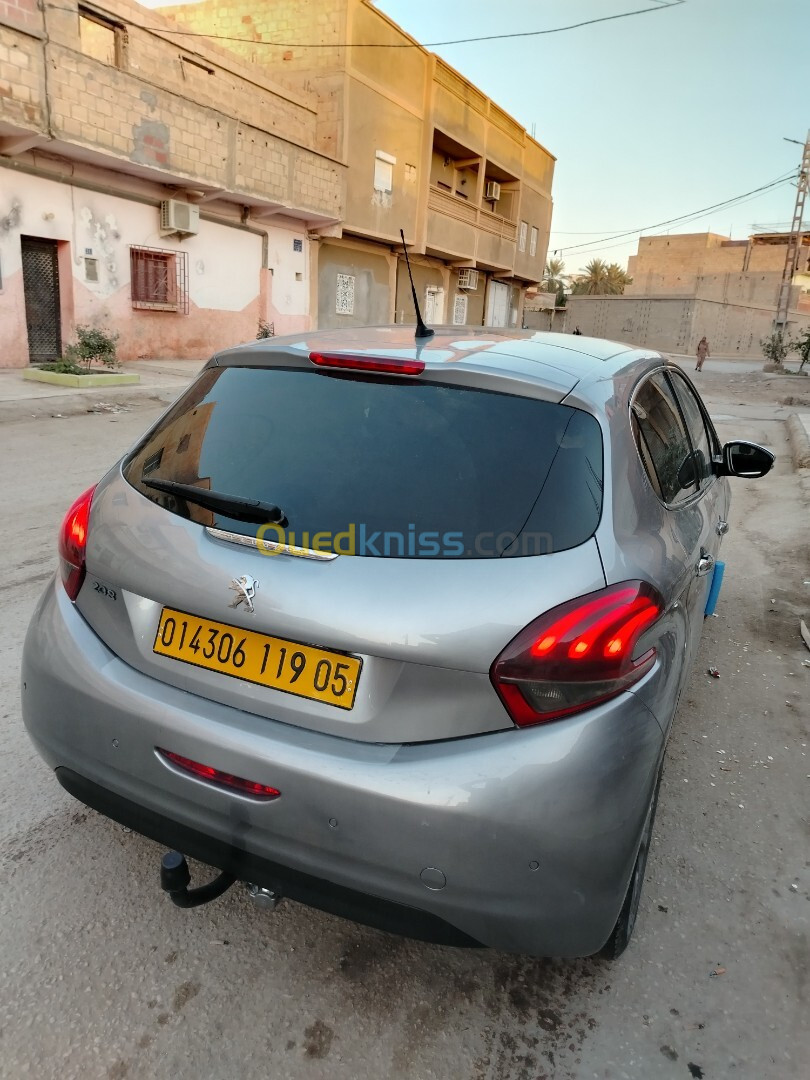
[{"left": 719, "top": 440, "right": 774, "bottom": 478}]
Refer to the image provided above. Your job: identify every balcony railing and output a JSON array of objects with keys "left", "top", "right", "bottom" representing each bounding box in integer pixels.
[
  {"left": 478, "top": 207, "right": 517, "bottom": 243},
  {"left": 427, "top": 185, "right": 517, "bottom": 242}
]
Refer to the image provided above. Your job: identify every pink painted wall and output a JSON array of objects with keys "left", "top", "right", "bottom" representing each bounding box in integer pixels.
[{"left": 0, "top": 168, "right": 312, "bottom": 367}]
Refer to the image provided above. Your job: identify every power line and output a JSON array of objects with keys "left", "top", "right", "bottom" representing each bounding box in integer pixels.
[
  {"left": 559, "top": 179, "right": 800, "bottom": 267},
  {"left": 556, "top": 171, "right": 797, "bottom": 257},
  {"left": 45, "top": 1, "right": 686, "bottom": 49}
]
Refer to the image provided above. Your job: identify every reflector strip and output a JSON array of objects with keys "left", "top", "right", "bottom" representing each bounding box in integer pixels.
[{"left": 158, "top": 749, "right": 281, "bottom": 800}]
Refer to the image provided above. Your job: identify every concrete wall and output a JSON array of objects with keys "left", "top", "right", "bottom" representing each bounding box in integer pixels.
[
  {"left": 1, "top": 0, "right": 345, "bottom": 216},
  {"left": 0, "top": 168, "right": 311, "bottom": 366},
  {"left": 394, "top": 258, "right": 446, "bottom": 325},
  {"left": 317, "top": 240, "right": 392, "bottom": 329},
  {"left": 448, "top": 269, "right": 486, "bottom": 327},
  {"left": 160, "top": 0, "right": 349, "bottom": 159},
  {"left": 523, "top": 307, "right": 568, "bottom": 333},
  {"left": 565, "top": 293, "right": 810, "bottom": 357},
  {"left": 343, "top": 76, "right": 424, "bottom": 246}
]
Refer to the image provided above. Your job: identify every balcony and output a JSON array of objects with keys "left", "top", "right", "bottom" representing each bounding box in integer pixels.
[{"left": 426, "top": 185, "right": 517, "bottom": 270}]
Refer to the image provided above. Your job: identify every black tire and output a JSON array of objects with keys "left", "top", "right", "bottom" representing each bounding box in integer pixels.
[{"left": 599, "top": 763, "right": 663, "bottom": 960}]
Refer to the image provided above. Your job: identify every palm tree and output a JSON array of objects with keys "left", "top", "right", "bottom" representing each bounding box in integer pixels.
[
  {"left": 571, "top": 259, "right": 632, "bottom": 296},
  {"left": 571, "top": 258, "right": 610, "bottom": 295},
  {"left": 542, "top": 257, "right": 568, "bottom": 294},
  {"left": 606, "top": 262, "right": 633, "bottom": 294}
]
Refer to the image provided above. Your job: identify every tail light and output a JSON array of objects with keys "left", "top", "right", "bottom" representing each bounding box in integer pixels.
[
  {"left": 490, "top": 581, "right": 662, "bottom": 727},
  {"left": 58, "top": 485, "right": 96, "bottom": 601},
  {"left": 310, "top": 352, "right": 425, "bottom": 376},
  {"left": 158, "top": 749, "right": 281, "bottom": 800}
]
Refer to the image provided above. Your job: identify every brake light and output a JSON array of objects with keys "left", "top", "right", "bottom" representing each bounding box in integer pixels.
[
  {"left": 309, "top": 351, "right": 425, "bottom": 376},
  {"left": 58, "top": 485, "right": 96, "bottom": 601},
  {"left": 158, "top": 749, "right": 281, "bottom": 800},
  {"left": 490, "top": 581, "right": 662, "bottom": 727}
]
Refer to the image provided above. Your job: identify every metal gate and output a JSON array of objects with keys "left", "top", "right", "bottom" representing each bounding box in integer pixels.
[
  {"left": 21, "top": 237, "right": 61, "bottom": 361},
  {"left": 486, "top": 280, "right": 509, "bottom": 327}
]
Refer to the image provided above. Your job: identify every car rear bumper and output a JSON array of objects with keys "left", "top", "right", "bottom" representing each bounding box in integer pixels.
[{"left": 22, "top": 581, "right": 665, "bottom": 957}]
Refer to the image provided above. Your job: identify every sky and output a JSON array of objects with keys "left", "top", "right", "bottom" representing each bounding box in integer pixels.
[{"left": 144, "top": 0, "right": 810, "bottom": 277}]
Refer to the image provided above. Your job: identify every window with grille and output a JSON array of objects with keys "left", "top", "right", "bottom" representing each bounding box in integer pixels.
[
  {"left": 130, "top": 246, "right": 189, "bottom": 313},
  {"left": 453, "top": 293, "right": 468, "bottom": 325},
  {"left": 518, "top": 221, "right": 528, "bottom": 253},
  {"left": 530, "top": 226, "right": 538, "bottom": 257},
  {"left": 335, "top": 273, "right": 355, "bottom": 316}
]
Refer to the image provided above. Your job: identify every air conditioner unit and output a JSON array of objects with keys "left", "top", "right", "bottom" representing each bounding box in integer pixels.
[
  {"left": 485, "top": 181, "right": 501, "bottom": 201},
  {"left": 160, "top": 200, "right": 200, "bottom": 237},
  {"left": 457, "top": 268, "right": 479, "bottom": 291}
]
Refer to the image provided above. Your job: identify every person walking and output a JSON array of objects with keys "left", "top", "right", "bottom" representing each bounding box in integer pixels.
[
  {"left": 695, "top": 336, "right": 710, "bottom": 371},
  {"left": 573, "top": 326, "right": 582, "bottom": 336}
]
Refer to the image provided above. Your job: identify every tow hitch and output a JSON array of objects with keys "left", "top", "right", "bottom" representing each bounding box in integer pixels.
[
  {"left": 159, "top": 852, "right": 285, "bottom": 913},
  {"left": 160, "top": 851, "right": 235, "bottom": 909}
]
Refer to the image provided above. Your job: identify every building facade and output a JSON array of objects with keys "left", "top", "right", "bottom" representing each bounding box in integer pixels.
[
  {"left": 567, "top": 231, "right": 810, "bottom": 356},
  {"left": 161, "top": 0, "right": 556, "bottom": 330},
  {"left": 0, "top": 0, "right": 345, "bottom": 367},
  {"left": 626, "top": 231, "right": 810, "bottom": 296}
]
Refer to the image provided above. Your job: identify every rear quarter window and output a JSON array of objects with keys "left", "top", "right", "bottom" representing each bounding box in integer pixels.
[{"left": 124, "top": 365, "right": 604, "bottom": 558}]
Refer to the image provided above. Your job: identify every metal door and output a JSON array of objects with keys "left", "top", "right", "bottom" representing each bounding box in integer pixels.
[
  {"left": 21, "top": 237, "right": 61, "bottom": 361},
  {"left": 486, "top": 280, "right": 509, "bottom": 326}
]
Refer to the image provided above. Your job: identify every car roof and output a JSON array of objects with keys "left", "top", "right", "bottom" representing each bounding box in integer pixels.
[{"left": 217, "top": 326, "right": 665, "bottom": 404}]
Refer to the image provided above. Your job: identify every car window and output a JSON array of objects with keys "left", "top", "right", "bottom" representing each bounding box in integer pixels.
[
  {"left": 631, "top": 372, "right": 696, "bottom": 505},
  {"left": 124, "top": 365, "right": 604, "bottom": 558},
  {"left": 667, "top": 371, "right": 714, "bottom": 486}
]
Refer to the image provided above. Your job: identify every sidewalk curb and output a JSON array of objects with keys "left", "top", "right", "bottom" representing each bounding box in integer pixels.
[
  {"left": 0, "top": 385, "right": 180, "bottom": 425},
  {"left": 786, "top": 413, "right": 810, "bottom": 471}
]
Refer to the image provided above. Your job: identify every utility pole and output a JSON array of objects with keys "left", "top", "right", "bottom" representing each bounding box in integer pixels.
[{"left": 774, "top": 131, "right": 810, "bottom": 332}]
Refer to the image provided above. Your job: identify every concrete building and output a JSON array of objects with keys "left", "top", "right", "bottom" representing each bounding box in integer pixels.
[
  {"left": 567, "top": 231, "right": 810, "bottom": 356},
  {"left": 626, "top": 231, "right": 810, "bottom": 296},
  {"left": 161, "top": 0, "right": 555, "bottom": 330},
  {"left": 0, "top": 0, "right": 345, "bottom": 367}
]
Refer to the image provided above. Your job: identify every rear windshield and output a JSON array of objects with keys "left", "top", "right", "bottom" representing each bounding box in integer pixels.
[{"left": 123, "top": 365, "right": 603, "bottom": 558}]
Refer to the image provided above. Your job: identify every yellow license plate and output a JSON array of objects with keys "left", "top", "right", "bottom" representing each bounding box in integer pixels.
[{"left": 153, "top": 608, "right": 361, "bottom": 710}]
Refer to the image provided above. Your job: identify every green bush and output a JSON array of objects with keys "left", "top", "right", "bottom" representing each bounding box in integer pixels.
[
  {"left": 791, "top": 328, "right": 810, "bottom": 371},
  {"left": 64, "top": 324, "right": 120, "bottom": 371},
  {"left": 760, "top": 330, "right": 789, "bottom": 367},
  {"left": 39, "top": 359, "right": 83, "bottom": 375}
]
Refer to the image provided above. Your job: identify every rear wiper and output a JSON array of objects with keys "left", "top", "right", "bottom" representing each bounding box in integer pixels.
[{"left": 143, "top": 479, "right": 287, "bottom": 526}]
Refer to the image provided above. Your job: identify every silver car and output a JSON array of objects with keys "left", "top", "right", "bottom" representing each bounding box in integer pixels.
[{"left": 22, "top": 328, "right": 773, "bottom": 958}]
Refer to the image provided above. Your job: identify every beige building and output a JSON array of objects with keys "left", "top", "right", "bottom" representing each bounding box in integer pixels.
[
  {"left": 567, "top": 230, "right": 810, "bottom": 356},
  {"left": 626, "top": 231, "right": 810, "bottom": 296},
  {"left": 161, "top": 0, "right": 555, "bottom": 330},
  {"left": 0, "top": 0, "right": 345, "bottom": 366}
]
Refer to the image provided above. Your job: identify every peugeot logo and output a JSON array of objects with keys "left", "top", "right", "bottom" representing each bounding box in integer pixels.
[{"left": 229, "top": 575, "right": 259, "bottom": 614}]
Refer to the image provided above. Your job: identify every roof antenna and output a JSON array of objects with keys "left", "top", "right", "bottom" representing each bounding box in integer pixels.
[{"left": 400, "top": 229, "right": 434, "bottom": 340}]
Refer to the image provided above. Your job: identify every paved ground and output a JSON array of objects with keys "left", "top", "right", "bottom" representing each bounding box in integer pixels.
[{"left": 1, "top": 378, "right": 808, "bottom": 1080}]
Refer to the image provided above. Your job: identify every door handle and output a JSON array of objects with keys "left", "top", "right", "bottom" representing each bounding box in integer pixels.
[
  {"left": 716, "top": 519, "right": 729, "bottom": 536},
  {"left": 696, "top": 551, "right": 715, "bottom": 577}
]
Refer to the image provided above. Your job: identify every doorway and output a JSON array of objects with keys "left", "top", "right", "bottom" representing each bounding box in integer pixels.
[
  {"left": 21, "top": 237, "right": 62, "bottom": 361},
  {"left": 424, "top": 286, "right": 445, "bottom": 324},
  {"left": 486, "top": 280, "right": 509, "bottom": 326}
]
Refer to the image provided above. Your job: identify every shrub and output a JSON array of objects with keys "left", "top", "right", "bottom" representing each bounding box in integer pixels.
[
  {"left": 760, "top": 330, "right": 789, "bottom": 367},
  {"left": 64, "top": 324, "right": 120, "bottom": 371},
  {"left": 257, "top": 319, "right": 275, "bottom": 339},
  {"left": 791, "top": 328, "right": 810, "bottom": 371}
]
